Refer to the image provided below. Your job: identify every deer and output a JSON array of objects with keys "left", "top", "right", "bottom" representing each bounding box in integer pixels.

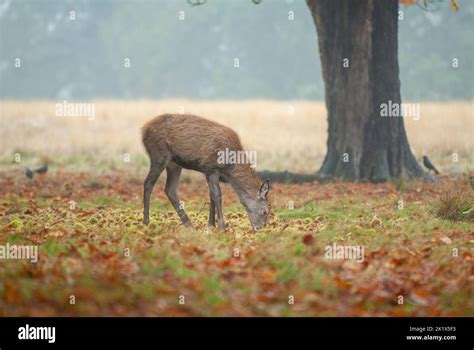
[{"left": 142, "top": 114, "right": 270, "bottom": 231}]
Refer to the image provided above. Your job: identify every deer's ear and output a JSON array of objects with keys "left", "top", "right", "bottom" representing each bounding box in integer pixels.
[{"left": 259, "top": 179, "right": 270, "bottom": 199}]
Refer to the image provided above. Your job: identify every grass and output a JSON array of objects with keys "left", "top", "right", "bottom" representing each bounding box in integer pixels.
[
  {"left": 0, "top": 171, "right": 473, "bottom": 316},
  {"left": 434, "top": 183, "right": 474, "bottom": 222},
  {"left": 0, "top": 100, "right": 473, "bottom": 173}
]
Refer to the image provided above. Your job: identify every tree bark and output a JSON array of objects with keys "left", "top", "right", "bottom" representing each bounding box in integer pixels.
[{"left": 306, "top": 0, "right": 431, "bottom": 182}]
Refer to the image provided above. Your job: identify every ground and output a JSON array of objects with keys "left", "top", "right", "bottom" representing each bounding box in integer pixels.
[
  {"left": 0, "top": 100, "right": 472, "bottom": 316},
  {"left": 0, "top": 170, "right": 472, "bottom": 316}
]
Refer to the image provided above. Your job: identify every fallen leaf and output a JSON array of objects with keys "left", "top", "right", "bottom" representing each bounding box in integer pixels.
[
  {"left": 302, "top": 234, "right": 314, "bottom": 245},
  {"left": 440, "top": 236, "right": 452, "bottom": 245},
  {"left": 48, "top": 231, "right": 64, "bottom": 237}
]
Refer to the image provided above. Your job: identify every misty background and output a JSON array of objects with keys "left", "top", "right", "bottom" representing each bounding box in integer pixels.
[{"left": 0, "top": 0, "right": 473, "bottom": 101}]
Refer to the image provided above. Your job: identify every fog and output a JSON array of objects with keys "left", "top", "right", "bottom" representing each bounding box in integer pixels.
[{"left": 1, "top": 0, "right": 472, "bottom": 101}]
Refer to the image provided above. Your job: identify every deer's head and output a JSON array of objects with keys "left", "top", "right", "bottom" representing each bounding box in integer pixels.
[{"left": 245, "top": 179, "right": 270, "bottom": 231}]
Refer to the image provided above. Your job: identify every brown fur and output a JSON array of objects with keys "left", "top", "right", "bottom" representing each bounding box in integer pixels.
[{"left": 142, "top": 114, "right": 261, "bottom": 196}]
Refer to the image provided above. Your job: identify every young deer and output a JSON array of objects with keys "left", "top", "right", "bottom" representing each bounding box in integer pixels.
[{"left": 142, "top": 114, "right": 270, "bottom": 231}]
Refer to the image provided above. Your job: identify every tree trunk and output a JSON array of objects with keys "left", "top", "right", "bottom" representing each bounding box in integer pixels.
[{"left": 306, "top": 0, "right": 430, "bottom": 182}]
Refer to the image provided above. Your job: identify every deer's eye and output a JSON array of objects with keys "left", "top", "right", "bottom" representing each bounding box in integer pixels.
[{"left": 260, "top": 210, "right": 267, "bottom": 216}]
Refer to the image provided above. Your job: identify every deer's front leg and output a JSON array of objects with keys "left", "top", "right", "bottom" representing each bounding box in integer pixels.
[
  {"left": 207, "top": 173, "right": 226, "bottom": 230},
  {"left": 208, "top": 193, "right": 216, "bottom": 227}
]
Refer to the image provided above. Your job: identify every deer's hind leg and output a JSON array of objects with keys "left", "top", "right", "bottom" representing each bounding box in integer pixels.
[{"left": 165, "top": 162, "right": 192, "bottom": 227}]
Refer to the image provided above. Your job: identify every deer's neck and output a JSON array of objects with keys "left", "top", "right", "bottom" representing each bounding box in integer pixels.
[{"left": 228, "top": 164, "right": 260, "bottom": 209}]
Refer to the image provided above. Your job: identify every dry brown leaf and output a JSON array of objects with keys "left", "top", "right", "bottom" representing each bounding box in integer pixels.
[
  {"left": 440, "top": 236, "right": 452, "bottom": 245},
  {"left": 302, "top": 234, "right": 314, "bottom": 245}
]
